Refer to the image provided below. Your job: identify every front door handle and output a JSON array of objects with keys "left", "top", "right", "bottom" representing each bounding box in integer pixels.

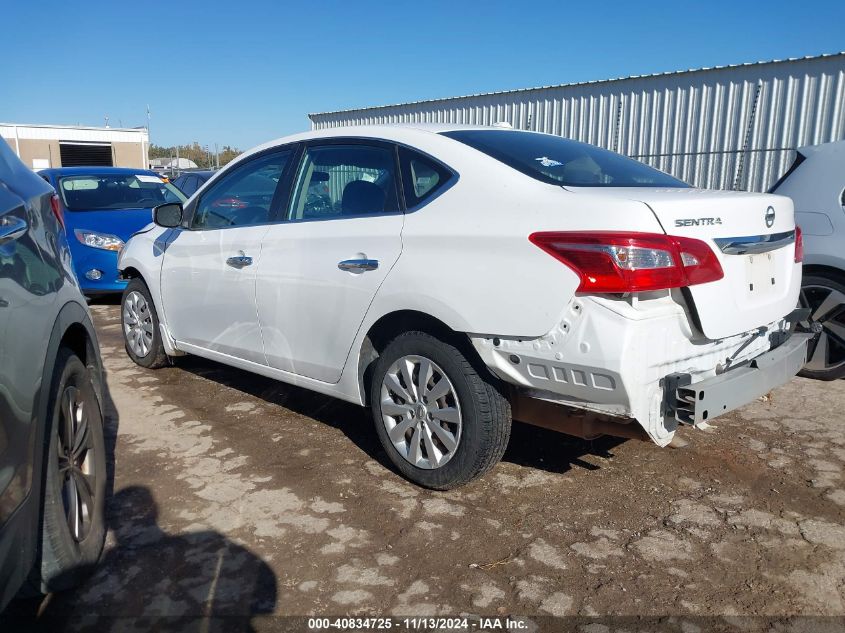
[
  {"left": 226, "top": 251, "right": 253, "bottom": 268},
  {"left": 0, "top": 216, "right": 28, "bottom": 245},
  {"left": 338, "top": 259, "right": 379, "bottom": 273}
]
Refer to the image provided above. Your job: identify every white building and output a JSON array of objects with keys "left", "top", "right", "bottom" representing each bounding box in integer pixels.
[
  {"left": 309, "top": 52, "right": 845, "bottom": 192},
  {"left": 0, "top": 123, "right": 149, "bottom": 170}
]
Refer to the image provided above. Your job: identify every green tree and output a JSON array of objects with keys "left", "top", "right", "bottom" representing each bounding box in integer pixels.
[{"left": 148, "top": 143, "right": 241, "bottom": 168}]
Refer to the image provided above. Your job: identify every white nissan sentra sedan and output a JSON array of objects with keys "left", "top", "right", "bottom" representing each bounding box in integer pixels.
[{"left": 118, "top": 125, "right": 811, "bottom": 489}]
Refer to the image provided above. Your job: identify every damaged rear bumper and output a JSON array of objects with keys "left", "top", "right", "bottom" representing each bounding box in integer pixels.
[
  {"left": 666, "top": 332, "right": 811, "bottom": 427},
  {"left": 471, "top": 296, "right": 810, "bottom": 446}
]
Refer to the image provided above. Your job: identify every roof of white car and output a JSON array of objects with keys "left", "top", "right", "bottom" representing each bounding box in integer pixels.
[
  {"left": 236, "top": 123, "right": 521, "bottom": 164},
  {"left": 798, "top": 139, "right": 845, "bottom": 154}
]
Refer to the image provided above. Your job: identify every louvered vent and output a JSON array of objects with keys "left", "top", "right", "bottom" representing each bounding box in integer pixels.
[{"left": 59, "top": 142, "right": 113, "bottom": 167}]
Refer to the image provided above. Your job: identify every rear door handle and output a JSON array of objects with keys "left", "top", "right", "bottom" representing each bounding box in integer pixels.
[
  {"left": 0, "top": 216, "right": 27, "bottom": 245},
  {"left": 338, "top": 259, "right": 379, "bottom": 273},
  {"left": 226, "top": 251, "right": 253, "bottom": 268}
]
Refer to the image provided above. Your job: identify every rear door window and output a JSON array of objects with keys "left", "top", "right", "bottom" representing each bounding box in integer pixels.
[{"left": 288, "top": 144, "right": 400, "bottom": 220}]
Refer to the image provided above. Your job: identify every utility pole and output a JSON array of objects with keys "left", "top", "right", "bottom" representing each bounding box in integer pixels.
[{"left": 145, "top": 105, "right": 152, "bottom": 170}]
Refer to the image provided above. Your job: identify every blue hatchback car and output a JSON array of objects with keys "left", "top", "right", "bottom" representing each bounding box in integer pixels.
[{"left": 39, "top": 167, "right": 187, "bottom": 295}]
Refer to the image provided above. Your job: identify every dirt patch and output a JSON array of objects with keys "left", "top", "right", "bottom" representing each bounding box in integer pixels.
[{"left": 8, "top": 305, "right": 844, "bottom": 628}]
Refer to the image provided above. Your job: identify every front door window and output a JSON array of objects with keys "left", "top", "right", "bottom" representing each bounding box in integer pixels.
[{"left": 193, "top": 151, "right": 291, "bottom": 229}]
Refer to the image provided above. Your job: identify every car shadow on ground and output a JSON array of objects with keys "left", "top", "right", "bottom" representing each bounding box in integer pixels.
[
  {"left": 174, "top": 355, "right": 628, "bottom": 478},
  {"left": 87, "top": 294, "right": 122, "bottom": 307},
  {"left": 4, "top": 485, "right": 276, "bottom": 633},
  {"left": 1, "top": 363, "right": 277, "bottom": 632},
  {"left": 100, "top": 366, "right": 120, "bottom": 524}
]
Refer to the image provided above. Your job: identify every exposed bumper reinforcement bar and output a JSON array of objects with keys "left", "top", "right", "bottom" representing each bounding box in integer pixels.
[{"left": 668, "top": 332, "right": 812, "bottom": 426}]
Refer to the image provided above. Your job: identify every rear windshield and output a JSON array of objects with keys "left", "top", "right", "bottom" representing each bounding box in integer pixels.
[
  {"left": 59, "top": 174, "right": 187, "bottom": 210},
  {"left": 442, "top": 129, "right": 689, "bottom": 188}
]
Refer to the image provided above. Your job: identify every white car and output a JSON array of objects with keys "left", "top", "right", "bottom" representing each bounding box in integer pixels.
[{"left": 118, "top": 125, "right": 810, "bottom": 489}]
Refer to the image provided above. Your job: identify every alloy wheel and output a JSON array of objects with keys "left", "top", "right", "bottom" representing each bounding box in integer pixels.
[
  {"left": 123, "top": 290, "right": 154, "bottom": 358},
  {"left": 802, "top": 284, "right": 845, "bottom": 373},
  {"left": 57, "top": 385, "right": 97, "bottom": 542},
  {"left": 380, "top": 355, "right": 462, "bottom": 469}
]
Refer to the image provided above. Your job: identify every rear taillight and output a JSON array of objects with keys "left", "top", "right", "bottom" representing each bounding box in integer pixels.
[
  {"left": 794, "top": 226, "right": 803, "bottom": 263},
  {"left": 529, "top": 231, "right": 724, "bottom": 293},
  {"left": 50, "top": 194, "right": 65, "bottom": 230}
]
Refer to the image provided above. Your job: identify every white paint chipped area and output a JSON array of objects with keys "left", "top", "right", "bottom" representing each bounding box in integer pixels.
[{"left": 30, "top": 306, "right": 845, "bottom": 627}]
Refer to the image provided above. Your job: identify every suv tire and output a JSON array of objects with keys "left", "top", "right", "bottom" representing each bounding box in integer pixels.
[
  {"left": 35, "top": 348, "right": 107, "bottom": 592},
  {"left": 799, "top": 272, "right": 845, "bottom": 381}
]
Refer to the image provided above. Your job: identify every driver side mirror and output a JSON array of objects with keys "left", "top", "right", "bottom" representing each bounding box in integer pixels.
[{"left": 153, "top": 203, "right": 183, "bottom": 228}]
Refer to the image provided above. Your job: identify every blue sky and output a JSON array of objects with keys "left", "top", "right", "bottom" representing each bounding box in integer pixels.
[{"left": 2, "top": 0, "right": 843, "bottom": 150}]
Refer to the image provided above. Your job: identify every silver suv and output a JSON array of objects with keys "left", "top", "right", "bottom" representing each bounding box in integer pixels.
[
  {"left": 0, "top": 138, "right": 106, "bottom": 610},
  {"left": 770, "top": 140, "right": 845, "bottom": 380}
]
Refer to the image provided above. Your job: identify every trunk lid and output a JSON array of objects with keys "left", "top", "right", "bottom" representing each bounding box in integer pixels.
[{"left": 567, "top": 187, "right": 801, "bottom": 339}]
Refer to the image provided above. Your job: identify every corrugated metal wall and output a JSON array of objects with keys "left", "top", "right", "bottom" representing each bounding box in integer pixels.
[{"left": 309, "top": 54, "right": 845, "bottom": 192}]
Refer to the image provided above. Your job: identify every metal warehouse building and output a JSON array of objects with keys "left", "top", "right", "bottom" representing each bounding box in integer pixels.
[
  {"left": 0, "top": 123, "right": 149, "bottom": 170},
  {"left": 310, "top": 53, "right": 845, "bottom": 192}
]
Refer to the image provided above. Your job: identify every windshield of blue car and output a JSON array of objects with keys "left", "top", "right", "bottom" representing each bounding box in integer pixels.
[
  {"left": 442, "top": 129, "right": 689, "bottom": 188},
  {"left": 58, "top": 174, "right": 188, "bottom": 210}
]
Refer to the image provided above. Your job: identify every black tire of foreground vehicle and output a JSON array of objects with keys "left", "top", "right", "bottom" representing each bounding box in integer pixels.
[
  {"left": 799, "top": 272, "right": 845, "bottom": 381},
  {"left": 370, "top": 331, "right": 512, "bottom": 490},
  {"left": 121, "top": 278, "right": 170, "bottom": 369},
  {"left": 32, "top": 348, "right": 106, "bottom": 593}
]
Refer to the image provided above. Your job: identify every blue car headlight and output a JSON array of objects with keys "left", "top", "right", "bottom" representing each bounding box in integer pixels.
[{"left": 74, "top": 229, "right": 125, "bottom": 252}]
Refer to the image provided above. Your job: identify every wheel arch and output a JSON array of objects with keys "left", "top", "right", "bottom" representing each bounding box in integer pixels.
[
  {"left": 39, "top": 300, "right": 104, "bottom": 451},
  {"left": 118, "top": 265, "right": 143, "bottom": 281},
  {"left": 356, "top": 309, "right": 486, "bottom": 406},
  {"left": 802, "top": 264, "right": 845, "bottom": 285},
  {"left": 19, "top": 300, "right": 103, "bottom": 590}
]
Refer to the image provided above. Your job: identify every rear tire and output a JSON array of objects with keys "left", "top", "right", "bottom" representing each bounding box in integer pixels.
[
  {"left": 799, "top": 272, "right": 845, "bottom": 381},
  {"left": 370, "top": 331, "right": 511, "bottom": 489},
  {"left": 35, "top": 348, "right": 106, "bottom": 593},
  {"left": 121, "top": 278, "right": 169, "bottom": 369}
]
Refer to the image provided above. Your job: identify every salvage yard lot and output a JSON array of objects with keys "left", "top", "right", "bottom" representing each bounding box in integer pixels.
[{"left": 20, "top": 304, "right": 845, "bottom": 628}]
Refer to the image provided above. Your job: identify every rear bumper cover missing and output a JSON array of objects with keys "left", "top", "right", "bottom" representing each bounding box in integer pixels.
[{"left": 668, "top": 332, "right": 811, "bottom": 427}]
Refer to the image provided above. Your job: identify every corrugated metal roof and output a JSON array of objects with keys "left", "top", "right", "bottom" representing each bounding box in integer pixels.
[
  {"left": 308, "top": 52, "right": 845, "bottom": 192},
  {"left": 308, "top": 52, "right": 845, "bottom": 119}
]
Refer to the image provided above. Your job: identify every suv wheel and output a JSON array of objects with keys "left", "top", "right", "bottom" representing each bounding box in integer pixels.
[
  {"left": 800, "top": 272, "right": 845, "bottom": 381},
  {"left": 121, "top": 278, "right": 169, "bottom": 369},
  {"left": 35, "top": 348, "right": 106, "bottom": 592},
  {"left": 370, "top": 331, "right": 511, "bottom": 489}
]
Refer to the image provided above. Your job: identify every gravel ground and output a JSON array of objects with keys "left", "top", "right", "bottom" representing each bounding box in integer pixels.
[{"left": 5, "top": 304, "right": 845, "bottom": 632}]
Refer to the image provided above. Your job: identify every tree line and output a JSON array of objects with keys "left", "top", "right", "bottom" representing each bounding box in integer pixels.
[{"left": 149, "top": 142, "right": 241, "bottom": 169}]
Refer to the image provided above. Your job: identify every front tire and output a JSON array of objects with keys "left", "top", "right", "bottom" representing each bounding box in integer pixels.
[
  {"left": 370, "top": 331, "right": 511, "bottom": 489},
  {"left": 799, "top": 272, "right": 845, "bottom": 381},
  {"left": 35, "top": 348, "right": 107, "bottom": 592},
  {"left": 121, "top": 278, "right": 169, "bottom": 369}
]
